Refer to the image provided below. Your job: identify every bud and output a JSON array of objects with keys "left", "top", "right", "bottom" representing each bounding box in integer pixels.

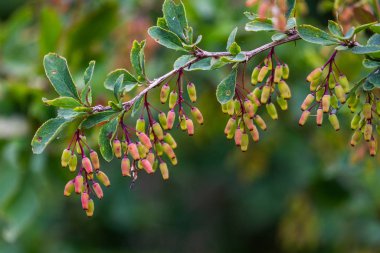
[
  {"left": 191, "top": 107, "right": 204, "bottom": 125},
  {"left": 82, "top": 157, "right": 93, "bottom": 174},
  {"left": 261, "top": 85, "right": 271, "bottom": 104},
  {"left": 128, "top": 143, "right": 140, "bottom": 160},
  {"left": 241, "top": 133, "right": 249, "bottom": 152},
  {"left": 249, "top": 125, "right": 260, "bottom": 142},
  {"left": 299, "top": 110, "right": 310, "bottom": 126},
  {"left": 163, "top": 133, "right": 177, "bottom": 149},
  {"left": 89, "top": 151, "right": 100, "bottom": 171},
  {"left": 96, "top": 171, "right": 111, "bottom": 187},
  {"left": 224, "top": 117, "right": 237, "bottom": 135},
  {"left": 251, "top": 66, "right": 261, "bottom": 85},
  {"left": 257, "top": 66, "right": 269, "bottom": 83},
  {"left": 81, "top": 192, "right": 89, "bottom": 210},
  {"left": 328, "top": 114, "right": 340, "bottom": 131},
  {"left": 227, "top": 100, "right": 235, "bottom": 116},
  {"left": 159, "top": 162, "right": 169, "bottom": 180},
  {"left": 186, "top": 118, "right": 194, "bottom": 136},
  {"left": 147, "top": 152, "right": 155, "bottom": 165},
  {"left": 160, "top": 83, "right": 170, "bottom": 103},
  {"left": 276, "top": 96, "right": 288, "bottom": 111},
  {"left": 278, "top": 80, "right": 291, "bottom": 99},
  {"left": 363, "top": 103, "right": 372, "bottom": 120},
  {"left": 136, "top": 117, "right": 146, "bottom": 133},
  {"left": 244, "top": 100, "right": 255, "bottom": 118},
  {"left": 274, "top": 65, "right": 283, "bottom": 83},
  {"left": 64, "top": 180, "right": 74, "bottom": 196},
  {"left": 234, "top": 128, "right": 242, "bottom": 146},
  {"left": 152, "top": 122, "right": 164, "bottom": 140},
  {"left": 369, "top": 138, "right": 377, "bottom": 156},
  {"left": 179, "top": 116, "right": 187, "bottom": 131},
  {"left": 350, "top": 130, "right": 362, "bottom": 146},
  {"left": 306, "top": 67, "right": 322, "bottom": 82},
  {"left": 169, "top": 91, "right": 178, "bottom": 109},
  {"left": 92, "top": 182, "right": 103, "bottom": 199},
  {"left": 141, "top": 159, "right": 153, "bottom": 174},
  {"left": 254, "top": 115, "right": 267, "bottom": 131},
  {"left": 121, "top": 157, "right": 131, "bottom": 177},
  {"left": 339, "top": 74, "right": 350, "bottom": 92},
  {"left": 158, "top": 112, "right": 168, "bottom": 130},
  {"left": 282, "top": 64, "right": 289, "bottom": 79},
  {"left": 316, "top": 108, "right": 323, "bottom": 126},
  {"left": 69, "top": 153, "right": 77, "bottom": 172},
  {"left": 309, "top": 80, "right": 319, "bottom": 92},
  {"left": 351, "top": 114, "right": 361, "bottom": 130},
  {"left": 334, "top": 85, "right": 346, "bottom": 103},
  {"left": 113, "top": 139, "right": 122, "bottom": 158},
  {"left": 187, "top": 82, "right": 197, "bottom": 103},
  {"left": 167, "top": 110, "right": 176, "bottom": 129},
  {"left": 266, "top": 103, "right": 278, "bottom": 120},
  {"left": 364, "top": 123, "right": 373, "bottom": 142},
  {"left": 301, "top": 94, "right": 315, "bottom": 111},
  {"left": 61, "top": 149, "right": 71, "bottom": 167},
  {"left": 243, "top": 114, "right": 254, "bottom": 131},
  {"left": 162, "top": 142, "right": 176, "bottom": 160},
  {"left": 138, "top": 132, "right": 152, "bottom": 149},
  {"left": 74, "top": 175, "right": 84, "bottom": 194}
]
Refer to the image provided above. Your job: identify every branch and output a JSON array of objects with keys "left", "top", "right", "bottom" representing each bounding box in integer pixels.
[{"left": 92, "top": 33, "right": 301, "bottom": 113}]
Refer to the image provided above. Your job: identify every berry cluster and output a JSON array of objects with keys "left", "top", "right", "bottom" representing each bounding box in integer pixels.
[{"left": 61, "top": 131, "right": 110, "bottom": 217}]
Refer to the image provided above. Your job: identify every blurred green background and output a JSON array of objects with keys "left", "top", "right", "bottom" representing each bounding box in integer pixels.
[{"left": 1, "top": 0, "right": 380, "bottom": 252}]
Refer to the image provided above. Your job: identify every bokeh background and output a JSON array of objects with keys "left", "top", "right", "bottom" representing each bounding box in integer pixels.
[{"left": 1, "top": 0, "right": 380, "bottom": 252}]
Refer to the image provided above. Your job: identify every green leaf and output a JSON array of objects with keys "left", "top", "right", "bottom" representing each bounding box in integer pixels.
[
  {"left": 272, "top": 33, "right": 287, "bottom": 41},
  {"left": 328, "top": 20, "right": 343, "bottom": 37},
  {"left": 131, "top": 96, "right": 144, "bottom": 117},
  {"left": 351, "top": 45, "right": 380, "bottom": 54},
  {"left": 298, "top": 25, "right": 341, "bottom": 46},
  {"left": 363, "top": 59, "right": 380, "bottom": 68},
  {"left": 81, "top": 60, "right": 95, "bottom": 106},
  {"left": 98, "top": 117, "right": 119, "bottom": 161},
  {"left": 113, "top": 74, "right": 124, "bottom": 101},
  {"left": 173, "top": 55, "right": 227, "bottom": 71},
  {"left": 244, "top": 11, "right": 257, "bottom": 20},
  {"left": 31, "top": 117, "right": 74, "bottom": 154},
  {"left": 343, "top": 27, "right": 355, "bottom": 39},
  {"left": 228, "top": 42, "right": 241, "bottom": 55},
  {"left": 57, "top": 108, "right": 86, "bottom": 120},
  {"left": 162, "top": 0, "right": 188, "bottom": 41},
  {"left": 354, "top": 22, "right": 378, "bottom": 34},
  {"left": 130, "top": 40, "right": 146, "bottom": 79},
  {"left": 245, "top": 19, "right": 275, "bottom": 32},
  {"left": 42, "top": 97, "right": 82, "bottom": 108},
  {"left": 368, "top": 69, "right": 380, "bottom": 87},
  {"left": 183, "top": 35, "right": 202, "bottom": 50},
  {"left": 81, "top": 111, "right": 117, "bottom": 129},
  {"left": 371, "top": 24, "right": 380, "bottom": 34},
  {"left": 216, "top": 68, "right": 237, "bottom": 104},
  {"left": 286, "top": 17, "right": 297, "bottom": 30},
  {"left": 368, "top": 34, "right": 380, "bottom": 45},
  {"left": 286, "top": 0, "right": 297, "bottom": 18},
  {"left": 226, "top": 27, "right": 238, "bottom": 50},
  {"left": 43, "top": 53, "right": 79, "bottom": 99},
  {"left": 363, "top": 81, "right": 375, "bottom": 91},
  {"left": 39, "top": 7, "right": 62, "bottom": 55},
  {"left": 157, "top": 17, "right": 169, "bottom": 30},
  {"left": 148, "top": 26, "right": 187, "bottom": 52},
  {"left": 221, "top": 53, "right": 247, "bottom": 63},
  {"left": 104, "top": 69, "right": 138, "bottom": 92}
]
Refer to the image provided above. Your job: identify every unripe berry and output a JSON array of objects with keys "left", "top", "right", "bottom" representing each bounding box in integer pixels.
[
  {"left": 257, "top": 66, "right": 269, "bottom": 83},
  {"left": 253, "top": 87, "right": 262, "bottom": 99},
  {"left": 153, "top": 159, "right": 158, "bottom": 172},
  {"left": 159, "top": 162, "right": 169, "bottom": 180},
  {"left": 234, "top": 100, "right": 242, "bottom": 116},
  {"left": 328, "top": 114, "right": 340, "bottom": 131},
  {"left": 299, "top": 110, "right": 310, "bottom": 126},
  {"left": 350, "top": 130, "right": 362, "bottom": 146},
  {"left": 81, "top": 192, "right": 89, "bottom": 210},
  {"left": 351, "top": 114, "right": 361, "bottom": 130},
  {"left": 224, "top": 117, "right": 237, "bottom": 135},
  {"left": 128, "top": 143, "right": 140, "bottom": 160},
  {"left": 74, "top": 175, "right": 83, "bottom": 194},
  {"left": 171, "top": 157, "right": 178, "bottom": 166},
  {"left": 369, "top": 138, "right": 377, "bottom": 156},
  {"left": 264, "top": 57, "right": 272, "bottom": 70},
  {"left": 187, "top": 82, "right": 197, "bottom": 103},
  {"left": 221, "top": 103, "right": 228, "bottom": 113},
  {"left": 276, "top": 96, "right": 288, "bottom": 111},
  {"left": 364, "top": 123, "right": 373, "bottom": 142},
  {"left": 227, "top": 100, "right": 235, "bottom": 116},
  {"left": 147, "top": 152, "right": 155, "bottom": 165},
  {"left": 278, "top": 80, "right": 291, "bottom": 99},
  {"left": 152, "top": 122, "right": 164, "bottom": 140},
  {"left": 82, "top": 157, "right": 93, "bottom": 174},
  {"left": 330, "top": 95, "right": 339, "bottom": 109},
  {"left": 254, "top": 115, "right": 267, "bottom": 131},
  {"left": 158, "top": 112, "right": 168, "bottom": 130},
  {"left": 167, "top": 110, "right": 176, "bottom": 129},
  {"left": 321, "top": 95, "right": 330, "bottom": 112},
  {"left": 339, "top": 74, "right": 350, "bottom": 92},
  {"left": 243, "top": 114, "right": 254, "bottom": 131},
  {"left": 334, "top": 85, "right": 346, "bottom": 103},
  {"left": 234, "top": 128, "right": 242, "bottom": 146},
  {"left": 121, "top": 156, "right": 131, "bottom": 177},
  {"left": 92, "top": 182, "right": 103, "bottom": 199},
  {"left": 249, "top": 125, "right": 260, "bottom": 142},
  {"left": 266, "top": 103, "right": 278, "bottom": 120},
  {"left": 113, "top": 139, "right": 122, "bottom": 158},
  {"left": 96, "top": 171, "right": 111, "bottom": 187},
  {"left": 241, "top": 133, "right": 249, "bottom": 152},
  {"left": 306, "top": 68, "right": 322, "bottom": 82},
  {"left": 247, "top": 92, "right": 260, "bottom": 106},
  {"left": 136, "top": 117, "right": 146, "bottom": 133},
  {"left": 61, "top": 149, "right": 71, "bottom": 167},
  {"left": 163, "top": 133, "right": 177, "bottom": 149},
  {"left": 377, "top": 101, "right": 380, "bottom": 115},
  {"left": 261, "top": 85, "right": 271, "bottom": 104},
  {"left": 141, "top": 159, "right": 153, "bottom": 174},
  {"left": 64, "top": 180, "right": 74, "bottom": 196},
  {"left": 179, "top": 116, "right": 187, "bottom": 131},
  {"left": 69, "top": 153, "right": 77, "bottom": 172},
  {"left": 90, "top": 151, "right": 100, "bottom": 170},
  {"left": 363, "top": 103, "right": 372, "bottom": 120},
  {"left": 169, "top": 91, "right": 178, "bottom": 109},
  {"left": 186, "top": 118, "right": 194, "bottom": 136},
  {"left": 138, "top": 132, "right": 152, "bottom": 149},
  {"left": 162, "top": 142, "right": 176, "bottom": 160},
  {"left": 301, "top": 94, "right": 315, "bottom": 111},
  {"left": 282, "top": 64, "right": 289, "bottom": 79},
  {"left": 309, "top": 80, "right": 319, "bottom": 92},
  {"left": 191, "top": 107, "right": 204, "bottom": 125},
  {"left": 137, "top": 142, "right": 148, "bottom": 159},
  {"left": 251, "top": 66, "right": 260, "bottom": 85},
  {"left": 244, "top": 99, "right": 255, "bottom": 118},
  {"left": 160, "top": 83, "right": 170, "bottom": 103},
  {"left": 76, "top": 143, "right": 82, "bottom": 155},
  {"left": 316, "top": 108, "right": 323, "bottom": 126},
  {"left": 274, "top": 65, "right": 283, "bottom": 83},
  {"left": 155, "top": 142, "right": 164, "bottom": 156},
  {"left": 86, "top": 199, "right": 94, "bottom": 217}
]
